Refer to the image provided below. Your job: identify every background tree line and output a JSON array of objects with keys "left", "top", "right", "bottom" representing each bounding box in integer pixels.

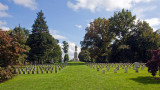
[
  {"left": 0, "top": 10, "right": 63, "bottom": 67},
  {"left": 79, "top": 9, "right": 160, "bottom": 63},
  {"left": 0, "top": 10, "right": 68, "bottom": 81}
]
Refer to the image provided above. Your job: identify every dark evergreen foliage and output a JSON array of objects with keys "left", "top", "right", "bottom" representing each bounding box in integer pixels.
[
  {"left": 27, "top": 11, "right": 62, "bottom": 64},
  {"left": 32, "top": 10, "right": 49, "bottom": 34},
  {"left": 64, "top": 54, "right": 69, "bottom": 62},
  {"left": 62, "top": 41, "right": 69, "bottom": 53}
]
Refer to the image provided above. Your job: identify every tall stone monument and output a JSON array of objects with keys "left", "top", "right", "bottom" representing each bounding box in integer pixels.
[{"left": 73, "top": 45, "right": 79, "bottom": 61}]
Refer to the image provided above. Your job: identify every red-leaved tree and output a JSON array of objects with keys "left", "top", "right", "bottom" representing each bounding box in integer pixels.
[
  {"left": 0, "top": 31, "right": 26, "bottom": 67},
  {"left": 146, "top": 50, "right": 160, "bottom": 76}
]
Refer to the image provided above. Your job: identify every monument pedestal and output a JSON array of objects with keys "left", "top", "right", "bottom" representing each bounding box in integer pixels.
[{"left": 73, "top": 45, "right": 79, "bottom": 61}]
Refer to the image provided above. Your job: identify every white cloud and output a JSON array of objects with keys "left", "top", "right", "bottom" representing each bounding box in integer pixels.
[
  {"left": 67, "top": 0, "right": 152, "bottom": 12},
  {"left": 0, "top": 3, "right": 11, "bottom": 17},
  {"left": 59, "top": 41, "right": 81, "bottom": 60},
  {"left": 13, "top": 0, "right": 37, "bottom": 10},
  {"left": 134, "top": 0, "right": 152, "bottom": 3},
  {"left": 145, "top": 18, "right": 160, "bottom": 31},
  {"left": 87, "top": 24, "right": 90, "bottom": 27},
  {"left": 0, "top": 20, "right": 10, "bottom": 31},
  {"left": 0, "top": 21, "right": 7, "bottom": 26},
  {"left": 0, "top": 2, "right": 8, "bottom": 11},
  {"left": 0, "top": 27, "right": 10, "bottom": 31},
  {"left": 145, "top": 18, "right": 160, "bottom": 27},
  {"left": 132, "top": 6, "right": 156, "bottom": 18},
  {"left": 75, "top": 25, "right": 82, "bottom": 29},
  {"left": 50, "top": 30, "right": 66, "bottom": 40}
]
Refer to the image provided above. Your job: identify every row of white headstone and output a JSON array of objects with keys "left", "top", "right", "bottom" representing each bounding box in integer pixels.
[
  {"left": 16, "top": 64, "right": 66, "bottom": 74},
  {"left": 86, "top": 62, "right": 146, "bottom": 74}
]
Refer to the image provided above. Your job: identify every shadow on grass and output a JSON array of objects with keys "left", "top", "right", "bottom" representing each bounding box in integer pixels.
[
  {"left": 68, "top": 62, "right": 85, "bottom": 66},
  {"left": 130, "top": 76, "right": 160, "bottom": 84}
]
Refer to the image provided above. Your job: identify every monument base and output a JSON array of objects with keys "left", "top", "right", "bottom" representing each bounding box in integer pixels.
[{"left": 73, "top": 58, "right": 79, "bottom": 61}]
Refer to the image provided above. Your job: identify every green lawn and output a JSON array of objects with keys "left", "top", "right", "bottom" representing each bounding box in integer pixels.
[{"left": 0, "top": 62, "right": 160, "bottom": 90}]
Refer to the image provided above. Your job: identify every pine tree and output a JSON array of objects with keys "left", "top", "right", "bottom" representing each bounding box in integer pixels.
[
  {"left": 32, "top": 10, "right": 49, "bottom": 34},
  {"left": 27, "top": 10, "right": 57, "bottom": 64}
]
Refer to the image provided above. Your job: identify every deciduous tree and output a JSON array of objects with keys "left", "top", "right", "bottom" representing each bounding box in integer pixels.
[
  {"left": 78, "top": 50, "right": 91, "bottom": 62},
  {"left": 0, "top": 31, "right": 26, "bottom": 67},
  {"left": 81, "top": 17, "right": 114, "bottom": 62}
]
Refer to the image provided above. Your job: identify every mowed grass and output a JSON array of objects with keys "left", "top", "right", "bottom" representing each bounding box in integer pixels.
[{"left": 0, "top": 62, "right": 160, "bottom": 90}]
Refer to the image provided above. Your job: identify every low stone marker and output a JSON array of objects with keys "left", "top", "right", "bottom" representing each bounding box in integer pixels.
[
  {"left": 134, "top": 62, "right": 140, "bottom": 68},
  {"left": 37, "top": 70, "right": 39, "bottom": 74},
  {"left": 125, "top": 67, "right": 128, "bottom": 73},
  {"left": 116, "top": 67, "right": 119, "bottom": 70},
  {"left": 32, "top": 71, "right": 34, "bottom": 74},
  {"left": 55, "top": 66, "right": 57, "bottom": 73},
  {"left": 135, "top": 68, "right": 138, "bottom": 73},
  {"left": 93, "top": 66, "right": 95, "bottom": 69},
  {"left": 19, "top": 71, "right": 21, "bottom": 74},
  {"left": 107, "top": 67, "right": 110, "bottom": 71},
  {"left": 114, "top": 68, "right": 117, "bottom": 73},
  {"left": 102, "top": 70, "right": 105, "bottom": 74},
  {"left": 97, "top": 68, "right": 99, "bottom": 71}
]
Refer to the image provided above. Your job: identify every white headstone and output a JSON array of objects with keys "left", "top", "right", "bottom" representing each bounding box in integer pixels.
[
  {"left": 134, "top": 62, "right": 140, "bottom": 68},
  {"left": 125, "top": 67, "right": 128, "bottom": 73},
  {"left": 102, "top": 70, "right": 105, "bottom": 74},
  {"left": 114, "top": 68, "right": 117, "bottom": 73}
]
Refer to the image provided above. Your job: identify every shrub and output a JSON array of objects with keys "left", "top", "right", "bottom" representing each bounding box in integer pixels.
[
  {"left": 146, "top": 50, "right": 160, "bottom": 77},
  {"left": 0, "top": 66, "right": 16, "bottom": 82}
]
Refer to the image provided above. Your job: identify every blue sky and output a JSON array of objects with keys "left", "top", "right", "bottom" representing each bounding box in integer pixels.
[{"left": 0, "top": 0, "right": 160, "bottom": 59}]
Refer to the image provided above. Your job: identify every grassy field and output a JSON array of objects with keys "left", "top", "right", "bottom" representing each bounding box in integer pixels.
[{"left": 0, "top": 62, "right": 160, "bottom": 90}]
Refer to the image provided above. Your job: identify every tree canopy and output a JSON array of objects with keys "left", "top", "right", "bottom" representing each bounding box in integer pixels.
[
  {"left": 27, "top": 10, "right": 62, "bottom": 64},
  {"left": 81, "top": 9, "right": 160, "bottom": 63},
  {"left": 62, "top": 41, "right": 69, "bottom": 53},
  {"left": 78, "top": 50, "right": 91, "bottom": 62},
  {"left": 0, "top": 31, "right": 26, "bottom": 67},
  {"left": 81, "top": 17, "right": 115, "bottom": 62}
]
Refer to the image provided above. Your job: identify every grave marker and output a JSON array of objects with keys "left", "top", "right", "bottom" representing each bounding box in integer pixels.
[{"left": 102, "top": 70, "right": 105, "bottom": 74}]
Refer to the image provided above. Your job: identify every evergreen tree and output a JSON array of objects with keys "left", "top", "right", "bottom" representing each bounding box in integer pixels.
[
  {"left": 64, "top": 54, "right": 69, "bottom": 62},
  {"left": 27, "top": 10, "right": 57, "bottom": 64},
  {"left": 62, "top": 41, "right": 69, "bottom": 62},
  {"left": 62, "top": 41, "right": 69, "bottom": 53},
  {"left": 32, "top": 10, "right": 49, "bottom": 34}
]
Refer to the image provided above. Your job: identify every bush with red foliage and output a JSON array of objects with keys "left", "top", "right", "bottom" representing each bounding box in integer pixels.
[
  {"left": 0, "top": 66, "right": 16, "bottom": 82},
  {"left": 0, "top": 31, "right": 26, "bottom": 67},
  {"left": 146, "top": 50, "right": 160, "bottom": 76},
  {"left": 0, "top": 31, "right": 25, "bottom": 82}
]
